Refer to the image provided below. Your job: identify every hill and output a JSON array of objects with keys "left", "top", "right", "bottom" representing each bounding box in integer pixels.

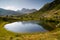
[
  {"left": 0, "top": 8, "right": 37, "bottom": 16},
  {"left": 0, "top": 0, "right": 60, "bottom": 40},
  {"left": 0, "top": 8, "right": 21, "bottom": 16},
  {"left": 1, "top": 0, "right": 60, "bottom": 30},
  {"left": 17, "top": 8, "right": 37, "bottom": 14},
  {"left": 13, "top": 0, "right": 60, "bottom": 30}
]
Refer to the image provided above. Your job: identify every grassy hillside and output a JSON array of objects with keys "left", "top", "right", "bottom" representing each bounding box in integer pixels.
[
  {"left": 1, "top": 19, "right": 60, "bottom": 40},
  {"left": 39, "top": 0, "right": 60, "bottom": 11},
  {"left": 18, "top": 0, "right": 60, "bottom": 30},
  {"left": 0, "top": 0, "right": 60, "bottom": 40},
  {"left": 1, "top": 20, "right": 60, "bottom": 40}
]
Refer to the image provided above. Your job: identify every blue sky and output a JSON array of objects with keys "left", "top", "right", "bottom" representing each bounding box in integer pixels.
[{"left": 0, "top": 0, "right": 54, "bottom": 10}]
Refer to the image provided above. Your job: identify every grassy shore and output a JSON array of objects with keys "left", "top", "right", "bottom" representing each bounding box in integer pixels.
[{"left": 0, "top": 20, "right": 60, "bottom": 40}]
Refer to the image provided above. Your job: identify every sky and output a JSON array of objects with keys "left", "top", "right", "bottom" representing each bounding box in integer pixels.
[{"left": 0, "top": 0, "right": 54, "bottom": 11}]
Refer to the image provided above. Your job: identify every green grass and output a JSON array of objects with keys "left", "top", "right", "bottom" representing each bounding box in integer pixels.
[
  {"left": 0, "top": 0, "right": 60, "bottom": 40},
  {"left": 0, "top": 18, "right": 60, "bottom": 40}
]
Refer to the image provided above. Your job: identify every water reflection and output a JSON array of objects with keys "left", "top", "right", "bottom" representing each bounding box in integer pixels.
[{"left": 4, "top": 21, "right": 47, "bottom": 33}]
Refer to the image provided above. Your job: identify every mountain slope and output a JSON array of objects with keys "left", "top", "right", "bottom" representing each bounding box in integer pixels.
[
  {"left": 35, "top": 0, "right": 60, "bottom": 30},
  {"left": 0, "top": 8, "right": 37, "bottom": 16},
  {"left": 0, "top": 0, "right": 60, "bottom": 40},
  {"left": 17, "top": 8, "right": 37, "bottom": 14},
  {"left": 39, "top": 0, "right": 60, "bottom": 12},
  {"left": 18, "top": 0, "right": 60, "bottom": 30},
  {"left": 0, "top": 8, "right": 21, "bottom": 16},
  {"left": 0, "top": 0, "right": 60, "bottom": 30}
]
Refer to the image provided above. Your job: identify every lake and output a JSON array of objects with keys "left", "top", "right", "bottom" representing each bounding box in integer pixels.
[{"left": 4, "top": 21, "right": 47, "bottom": 33}]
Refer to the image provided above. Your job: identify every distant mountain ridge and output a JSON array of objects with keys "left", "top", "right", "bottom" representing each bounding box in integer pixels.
[
  {"left": 17, "top": 8, "right": 37, "bottom": 14},
  {"left": 0, "top": 8, "right": 37, "bottom": 16},
  {"left": 17, "top": 0, "right": 60, "bottom": 30},
  {"left": 0, "top": 8, "right": 21, "bottom": 16}
]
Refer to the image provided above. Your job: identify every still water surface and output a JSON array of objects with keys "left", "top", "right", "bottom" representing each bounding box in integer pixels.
[{"left": 4, "top": 21, "right": 47, "bottom": 33}]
